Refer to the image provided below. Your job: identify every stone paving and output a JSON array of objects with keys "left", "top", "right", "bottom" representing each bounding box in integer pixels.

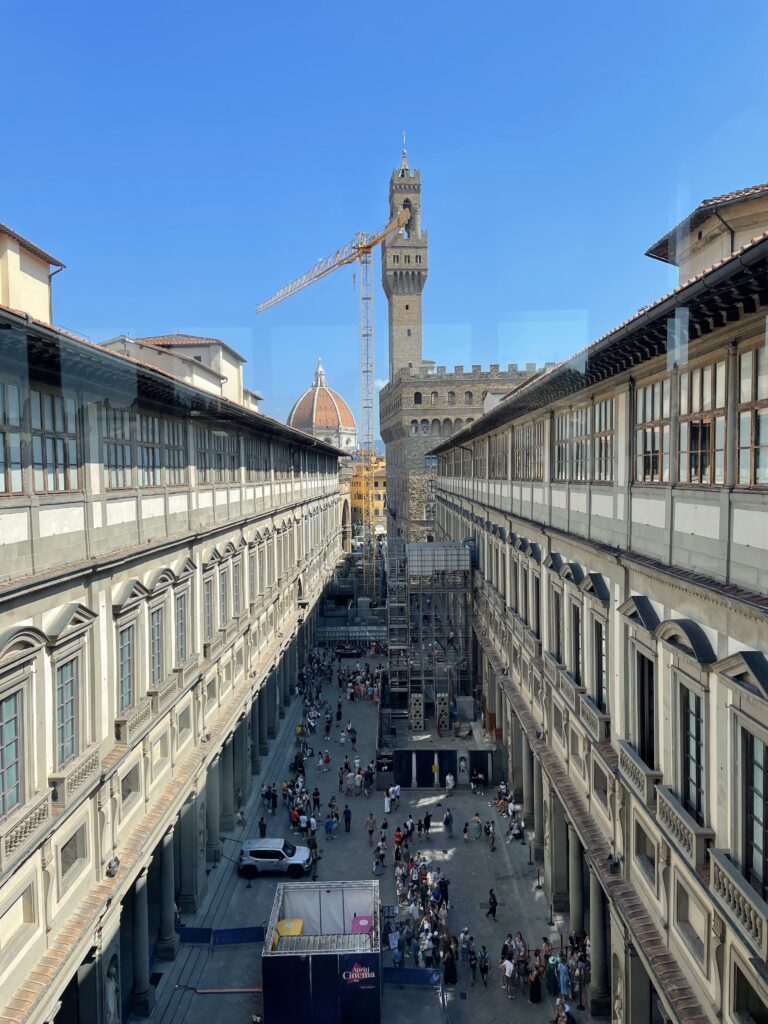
[{"left": 147, "top": 656, "right": 583, "bottom": 1024}]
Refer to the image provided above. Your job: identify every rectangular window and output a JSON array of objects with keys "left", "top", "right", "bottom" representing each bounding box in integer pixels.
[
  {"left": 593, "top": 618, "right": 607, "bottom": 712},
  {"left": 513, "top": 420, "right": 544, "bottom": 480},
  {"left": 31, "top": 389, "right": 79, "bottom": 493},
  {"left": 738, "top": 345, "right": 768, "bottom": 486},
  {"left": 165, "top": 419, "right": 186, "bottom": 485},
  {"left": 60, "top": 823, "right": 87, "bottom": 886},
  {"left": 0, "top": 381, "right": 23, "bottom": 494},
  {"left": 136, "top": 413, "right": 160, "bottom": 486},
  {"left": 532, "top": 574, "right": 541, "bottom": 639},
  {"left": 0, "top": 692, "right": 22, "bottom": 818},
  {"left": 593, "top": 397, "right": 614, "bottom": 482},
  {"left": 678, "top": 360, "right": 725, "bottom": 485},
  {"left": 150, "top": 607, "right": 163, "bottom": 685},
  {"left": 520, "top": 565, "right": 529, "bottom": 624},
  {"left": 204, "top": 578, "right": 213, "bottom": 641},
  {"left": 550, "top": 587, "right": 563, "bottom": 662},
  {"left": 734, "top": 962, "right": 768, "bottom": 1023},
  {"left": 233, "top": 561, "right": 241, "bottom": 615},
  {"left": 196, "top": 427, "right": 237, "bottom": 484},
  {"left": 681, "top": 686, "right": 704, "bottom": 825},
  {"left": 554, "top": 406, "right": 589, "bottom": 481},
  {"left": 635, "top": 820, "right": 656, "bottom": 884},
  {"left": 55, "top": 657, "right": 78, "bottom": 767},
  {"left": 489, "top": 432, "right": 509, "bottom": 480},
  {"left": 219, "top": 568, "right": 228, "bottom": 626},
  {"left": 635, "top": 378, "right": 671, "bottom": 483},
  {"left": 118, "top": 624, "right": 135, "bottom": 711},
  {"left": 245, "top": 437, "right": 270, "bottom": 482},
  {"left": 744, "top": 729, "right": 767, "bottom": 901},
  {"left": 175, "top": 592, "right": 187, "bottom": 666},
  {"left": 104, "top": 406, "right": 132, "bottom": 489},
  {"left": 570, "top": 603, "right": 582, "bottom": 684},
  {"left": 637, "top": 651, "right": 656, "bottom": 768}
]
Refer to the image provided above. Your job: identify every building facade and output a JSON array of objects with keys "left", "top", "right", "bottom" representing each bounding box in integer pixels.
[
  {"left": 350, "top": 453, "right": 386, "bottom": 536},
  {"left": 378, "top": 148, "right": 536, "bottom": 541},
  {"left": 0, "top": 305, "right": 342, "bottom": 1024},
  {"left": 432, "top": 189, "right": 768, "bottom": 1023}
]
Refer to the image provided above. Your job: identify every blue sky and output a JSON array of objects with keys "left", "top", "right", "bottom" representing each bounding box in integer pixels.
[{"left": 3, "top": 1, "right": 768, "bottom": 428}]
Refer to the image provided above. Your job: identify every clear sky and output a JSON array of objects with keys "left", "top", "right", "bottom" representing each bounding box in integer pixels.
[{"left": 3, "top": 1, "right": 768, "bottom": 429}]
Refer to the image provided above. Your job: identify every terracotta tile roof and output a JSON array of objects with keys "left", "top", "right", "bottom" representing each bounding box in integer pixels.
[
  {"left": 134, "top": 332, "right": 246, "bottom": 363},
  {"left": 0, "top": 221, "right": 64, "bottom": 267},
  {"left": 646, "top": 181, "right": 768, "bottom": 263}
]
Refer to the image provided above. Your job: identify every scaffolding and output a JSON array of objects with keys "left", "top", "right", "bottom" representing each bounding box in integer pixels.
[{"left": 386, "top": 540, "right": 472, "bottom": 723}]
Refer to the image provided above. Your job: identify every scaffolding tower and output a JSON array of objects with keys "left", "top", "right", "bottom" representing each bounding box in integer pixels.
[{"left": 386, "top": 540, "right": 472, "bottom": 727}]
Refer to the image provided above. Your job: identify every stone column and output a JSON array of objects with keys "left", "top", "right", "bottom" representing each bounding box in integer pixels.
[
  {"left": 233, "top": 718, "right": 249, "bottom": 805},
  {"left": 568, "top": 822, "right": 585, "bottom": 936},
  {"left": 411, "top": 752, "right": 418, "bottom": 789},
  {"left": 156, "top": 822, "right": 181, "bottom": 960},
  {"left": 433, "top": 753, "right": 440, "bottom": 789},
  {"left": 588, "top": 867, "right": 611, "bottom": 1015},
  {"left": 178, "top": 790, "right": 207, "bottom": 912},
  {"left": 511, "top": 717, "right": 524, "bottom": 802},
  {"left": 278, "top": 658, "right": 287, "bottom": 717},
  {"left": 258, "top": 686, "right": 269, "bottom": 754},
  {"left": 131, "top": 866, "right": 155, "bottom": 1016},
  {"left": 533, "top": 755, "right": 544, "bottom": 863},
  {"left": 206, "top": 755, "right": 221, "bottom": 861},
  {"left": 220, "top": 736, "right": 235, "bottom": 831},
  {"left": 522, "top": 735, "right": 534, "bottom": 823},
  {"left": 266, "top": 672, "right": 278, "bottom": 738},
  {"left": 250, "top": 698, "right": 261, "bottom": 773}
]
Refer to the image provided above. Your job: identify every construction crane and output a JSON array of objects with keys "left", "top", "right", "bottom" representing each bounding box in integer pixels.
[{"left": 256, "top": 206, "right": 410, "bottom": 596}]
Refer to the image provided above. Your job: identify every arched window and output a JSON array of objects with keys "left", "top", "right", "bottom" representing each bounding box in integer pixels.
[
  {"left": 430, "top": 391, "right": 439, "bottom": 405},
  {"left": 464, "top": 391, "right": 473, "bottom": 405},
  {"left": 414, "top": 392, "right": 422, "bottom": 405},
  {"left": 431, "top": 419, "right": 441, "bottom": 435},
  {"left": 447, "top": 391, "right": 456, "bottom": 406},
  {"left": 442, "top": 419, "right": 452, "bottom": 436},
  {"left": 420, "top": 419, "right": 429, "bottom": 434},
  {"left": 410, "top": 420, "right": 419, "bottom": 436}
]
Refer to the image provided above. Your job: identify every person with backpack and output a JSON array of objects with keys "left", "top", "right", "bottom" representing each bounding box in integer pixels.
[
  {"left": 468, "top": 944, "right": 478, "bottom": 986},
  {"left": 478, "top": 945, "right": 490, "bottom": 986}
]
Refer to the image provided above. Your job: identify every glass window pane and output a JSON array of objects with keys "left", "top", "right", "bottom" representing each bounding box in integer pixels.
[
  {"left": 741, "top": 351, "right": 753, "bottom": 403},
  {"left": 31, "top": 390, "right": 41, "bottom": 430},
  {"left": 715, "top": 360, "right": 726, "bottom": 408},
  {"left": 680, "top": 374, "right": 689, "bottom": 416},
  {"left": 44, "top": 393, "right": 54, "bottom": 431},
  {"left": 702, "top": 365, "right": 712, "bottom": 410},
  {"left": 758, "top": 347, "right": 768, "bottom": 401},
  {"left": 6, "top": 385, "right": 20, "bottom": 427},
  {"left": 662, "top": 379, "right": 670, "bottom": 418},
  {"left": 65, "top": 398, "right": 76, "bottom": 433},
  {"left": 691, "top": 368, "right": 701, "bottom": 412}
]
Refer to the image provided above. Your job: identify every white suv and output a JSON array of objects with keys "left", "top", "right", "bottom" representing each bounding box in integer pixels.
[{"left": 238, "top": 838, "right": 311, "bottom": 878}]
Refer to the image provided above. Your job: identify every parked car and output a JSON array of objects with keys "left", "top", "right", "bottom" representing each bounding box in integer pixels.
[
  {"left": 334, "top": 644, "right": 363, "bottom": 658},
  {"left": 238, "top": 838, "right": 311, "bottom": 878}
]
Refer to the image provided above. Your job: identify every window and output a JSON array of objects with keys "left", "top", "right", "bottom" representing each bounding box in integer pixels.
[
  {"left": 150, "top": 607, "right": 164, "bottom": 685},
  {"left": 635, "top": 378, "right": 671, "bottom": 483},
  {"left": 31, "top": 389, "right": 79, "bottom": 493},
  {"left": 681, "top": 686, "right": 704, "bottom": 825},
  {"left": 233, "top": 562, "right": 241, "bottom": 616},
  {"left": 196, "top": 427, "right": 237, "bottom": 484},
  {"left": 513, "top": 420, "right": 544, "bottom": 480},
  {"left": 734, "top": 963, "right": 768, "bottom": 1023},
  {"left": 0, "top": 381, "right": 23, "bottom": 494},
  {"left": 738, "top": 346, "right": 768, "bottom": 486},
  {"left": 520, "top": 565, "right": 529, "bottom": 623},
  {"left": 593, "top": 618, "right": 607, "bottom": 712},
  {"left": 635, "top": 820, "right": 656, "bottom": 884},
  {"left": 104, "top": 406, "right": 132, "bottom": 489},
  {"left": 0, "top": 692, "right": 22, "bottom": 818},
  {"left": 55, "top": 657, "right": 78, "bottom": 767},
  {"left": 675, "top": 883, "right": 706, "bottom": 965},
  {"left": 464, "top": 391, "right": 473, "bottom": 405},
  {"left": 636, "top": 651, "right": 656, "bottom": 768},
  {"left": 0, "top": 886, "right": 35, "bottom": 952},
  {"left": 165, "top": 419, "right": 186, "bottom": 485},
  {"left": 447, "top": 391, "right": 456, "bottom": 406},
  {"left": 392, "top": 254, "right": 399, "bottom": 264},
  {"left": 120, "top": 762, "right": 140, "bottom": 808},
  {"left": 550, "top": 588, "right": 563, "bottom": 662},
  {"left": 413, "top": 392, "right": 422, "bottom": 405},
  {"left": 404, "top": 255, "right": 411, "bottom": 264},
  {"left": 593, "top": 762, "right": 608, "bottom": 806},
  {"left": 570, "top": 603, "right": 582, "bottom": 684},
  {"left": 744, "top": 729, "right": 767, "bottom": 901},
  {"left": 59, "top": 824, "right": 87, "bottom": 888},
  {"left": 430, "top": 391, "right": 438, "bottom": 405},
  {"left": 415, "top": 255, "right": 422, "bottom": 264},
  {"left": 204, "top": 578, "right": 213, "bottom": 641},
  {"left": 678, "top": 359, "right": 725, "bottom": 484},
  {"left": 245, "top": 437, "right": 270, "bottom": 482},
  {"left": 593, "top": 397, "right": 614, "bottom": 482},
  {"left": 489, "top": 432, "right": 509, "bottom": 480},
  {"left": 136, "top": 413, "right": 160, "bottom": 486},
  {"left": 175, "top": 592, "right": 187, "bottom": 665},
  {"left": 118, "top": 624, "right": 135, "bottom": 711},
  {"left": 532, "top": 574, "right": 541, "bottom": 639},
  {"left": 219, "top": 567, "right": 228, "bottom": 626},
  {"left": 472, "top": 439, "right": 487, "bottom": 479},
  {"left": 554, "top": 406, "right": 589, "bottom": 481}
]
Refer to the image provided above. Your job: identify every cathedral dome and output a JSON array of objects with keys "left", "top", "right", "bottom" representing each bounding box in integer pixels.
[{"left": 287, "top": 358, "right": 357, "bottom": 449}]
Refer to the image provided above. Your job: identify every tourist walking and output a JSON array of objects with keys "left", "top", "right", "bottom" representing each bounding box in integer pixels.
[{"left": 486, "top": 888, "right": 497, "bottom": 920}]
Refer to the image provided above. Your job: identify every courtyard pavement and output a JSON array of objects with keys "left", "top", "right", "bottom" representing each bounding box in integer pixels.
[{"left": 146, "top": 656, "right": 584, "bottom": 1024}]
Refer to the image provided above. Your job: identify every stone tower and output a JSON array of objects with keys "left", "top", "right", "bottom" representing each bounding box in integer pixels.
[{"left": 382, "top": 142, "right": 428, "bottom": 380}]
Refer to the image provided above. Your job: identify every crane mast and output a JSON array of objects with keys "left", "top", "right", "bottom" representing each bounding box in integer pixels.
[{"left": 256, "top": 208, "right": 410, "bottom": 597}]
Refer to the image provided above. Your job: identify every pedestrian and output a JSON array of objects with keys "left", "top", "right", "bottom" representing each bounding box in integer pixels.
[
  {"left": 323, "top": 750, "right": 331, "bottom": 772},
  {"left": 339, "top": 727, "right": 346, "bottom": 748},
  {"left": 443, "top": 808, "right": 453, "bottom": 838},
  {"left": 501, "top": 954, "right": 516, "bottom": 999},
  {"left": 486, "top": 889, "right": 497, "bottom": 920},
  {"left": 478, "top": 945, "right": 490, "bottom": 986},
  {"left": 442, "top": 944, "right": 458, "bottom": 986},
  {"left": 423, "top": 811, "right": 432, "bottom": 840},
  {"left": 459, "top": 927, "right": 470, "bottom": 964},
  {"left": 343, "top": 805, "right": 352, "bottom": 832},
  {"left": 258, "top": 816, "right": 267, "bottom": 838},
  {"left": 270, "top": 789, "right": 278, "bottom": 816},
  {"left": 367, "top": 814, "right": 377, "bottom": 846},
  {"left": 309, "top": 814, "right": 317, "bottom": 838},
  {"left": 445, "top": 772, "right": 455, "bottom": 798},
  {"left": 468, "top": 945, "right": 478, "bottom": 987},
  {"left": 384, "top": 793, "right": 391, "bottom": 815},
  {"left": 312, "top": 787, "right": 320, "bottom": 812},
  {"left": 472, "top": 813, "right": 483, "bottom": 840},
  {"left": 488, "top": 821, "right": 496, "bottom": 851}
]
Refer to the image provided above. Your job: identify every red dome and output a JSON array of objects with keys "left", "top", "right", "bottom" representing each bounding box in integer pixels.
[{"left": 287, "top": 360, "right": 356, "bottom": 434}]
